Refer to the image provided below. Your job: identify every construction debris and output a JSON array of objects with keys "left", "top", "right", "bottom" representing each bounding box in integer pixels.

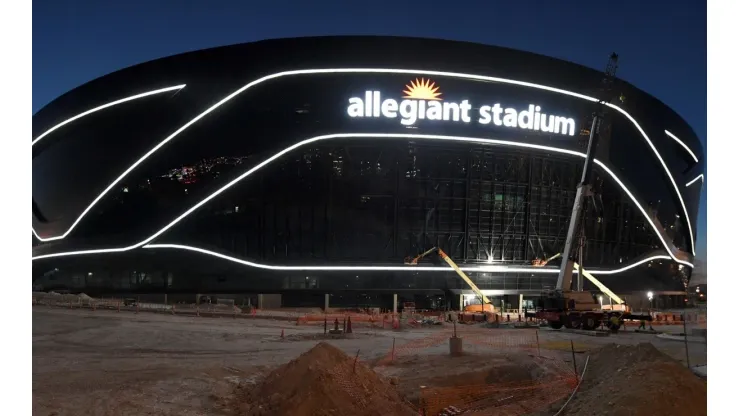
[
  {"left": 230, "top": 342, "right": 416, "bottom": 416},
  {"left": 561, "top": 343, "right": 706, "bottom": 416}
]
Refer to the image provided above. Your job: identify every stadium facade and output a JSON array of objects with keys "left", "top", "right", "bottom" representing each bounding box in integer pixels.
[{"left": 31, "top": 36, "right": 703, "bottom": 310}]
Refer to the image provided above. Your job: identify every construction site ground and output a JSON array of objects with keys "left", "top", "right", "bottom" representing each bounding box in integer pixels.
[{"left": 32, "top": 307, "right": 706, "bottom": 415}]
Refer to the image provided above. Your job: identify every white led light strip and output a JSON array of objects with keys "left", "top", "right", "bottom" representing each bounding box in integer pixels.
[
  {"left": 665, "top": 130, "right": 699, "bottom": 163},
  {"left": 143, "top": 243, "right": 672, "bottom": 276},
  {"left": 31, "top": 68, "right": 695, "bottom": 255},
  {"left": 31, "top": 132, "right": 693, "bottom": 268},
  {"left": 32, "top": 84, "right": 187, "bottom": 242},
  {"left": 603, "top": 113, "right": 695, "bottom": 254},
  {"left": 685, "top": 174, "right": 704, "bottom": 187},
  {"left": 31, "top": 84, "right": 186, "bottom": 146}
]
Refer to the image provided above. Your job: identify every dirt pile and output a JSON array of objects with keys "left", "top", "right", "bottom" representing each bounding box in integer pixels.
[
  {"left": 230, "top": 342, "right": 416, "bottom": 416},
  {"left": 563, "top": 343, "right": 706, "bottom": 416}
]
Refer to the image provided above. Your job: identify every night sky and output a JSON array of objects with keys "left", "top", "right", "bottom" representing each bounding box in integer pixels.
[{"left": 32, "top": 0, "right": 707, "bottom": 269}]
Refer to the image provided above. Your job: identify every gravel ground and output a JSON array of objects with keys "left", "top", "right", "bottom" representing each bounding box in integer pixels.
[{"left": 32, "top": 307, "right": 706, "bottom": 415}]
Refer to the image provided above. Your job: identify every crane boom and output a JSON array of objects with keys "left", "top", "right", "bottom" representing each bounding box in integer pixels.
[
  {"left": 533, "top": 252, "right": 562, "bottom": 267},
  {"left": 407, "top": 247, "right": 438, "bottom": 264},
  {"left": 557, "top": 52, "right": 620, "bottom": 290},
  {"left": 437, "top": 249, "right": 492, "bottom": 305},
  {"left": 404, "top": 247, "right": 492, "bottom": 306}
]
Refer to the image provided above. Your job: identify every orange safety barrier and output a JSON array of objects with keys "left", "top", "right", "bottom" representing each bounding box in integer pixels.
[
  {"left": 297, "top": 313, "right": 394, "bottom": 326},
  {"left": 461, "top": 329, "right": 539, "bottom": 350},
  {"left": 323, "top": 360, "right": 411, "bottom": 412},
  {"left": 419, "top": 375, "right": 576, "bottom": 416},
  {"left": 377, "top": 327, "right": 540, "bottom": 367},
  {"left": 623, "top": 312, "right": 706, "bottom": 326},
  {"left": 376, "top": 332, "right": 450, "bottom": 366}
]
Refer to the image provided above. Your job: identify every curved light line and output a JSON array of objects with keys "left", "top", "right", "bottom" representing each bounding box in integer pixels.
[
  {"left": 665, "top": 130, "right": 699, "bottom": 163},
  {"left": 686, "top": 174, "right": 704, "bottom": 187},
  {"left": 591, "top": 159, "right": 689, "bottom": 264},
  {"left": 606, "top": 107, "right": 696, "bottom": 255},
  {"left": 587, "top": 255, "right": 672, "bottom": 275},
  {"left": 31, "top": 69, "right": 692, "bottom": 251},
  {"left": 31, "top": 132, "right": 693, "bottom": 268},
  {"left": 143, "top": 243, "right": 550, "bottom": 272},
  {"left": 31, "top": 84, "right": 186, "bottom": 146},
  {"left": 32, "top": 84, "right": 187, "bottom": 242},
  {"left": 33, "top": 68, "right": 592, "bottom": 242},
  {"left": 142, "top": 243, "right": 673, "bottom": 276}
]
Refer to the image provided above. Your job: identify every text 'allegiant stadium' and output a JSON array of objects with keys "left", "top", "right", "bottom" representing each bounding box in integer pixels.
[{"left": 346, "top": 78, "right": 576, "bottom": 136}]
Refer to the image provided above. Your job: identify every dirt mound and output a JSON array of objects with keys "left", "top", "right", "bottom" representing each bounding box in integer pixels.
[
  {"left": 231, "top": 342, "right": 416, "bottom": 416},
  {"left": 563, "top": 343, "right": 706, "bottom": 416}
]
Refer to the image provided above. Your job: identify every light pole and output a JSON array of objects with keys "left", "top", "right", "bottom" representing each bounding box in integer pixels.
[{"left": 647, "top": 291, "right": 654, "bottom": 311}]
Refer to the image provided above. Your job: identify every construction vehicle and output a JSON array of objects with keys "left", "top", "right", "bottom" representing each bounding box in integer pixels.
[
  {"left": 528, "top": 260, "right": 651, "bottom": 330},
  {"left": 531, "top": 253, "right": 561, "bottom": 267},
  {"left": 405, "top": 247, "right": 498, "bottom": 314},
  {"left": 527, "top": 53, "right": 651, "bottom": 331}
]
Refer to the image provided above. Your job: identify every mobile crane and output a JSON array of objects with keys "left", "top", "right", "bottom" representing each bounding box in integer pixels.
[
  {"left": 526, "top": 53, "right": 651, "bottom": 331},
  {"left": 405, "top": 247, "right": 497, "bottom": 314},
  {"left": 529, "top": 259, "right": 652, "bottom": 330}
]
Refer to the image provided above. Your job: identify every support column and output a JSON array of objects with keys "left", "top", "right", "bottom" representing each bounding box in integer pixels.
[
  {"left": 392, "top": 294, "right": 398, "bottom": 314},
  {"left": 459, "top": 294, "right": 464, "bottom": 311},
  {"left": 257, "top": 294, "right": 264, "bottom": 310},
  {"left": 518, "top": 294, "right": 524, "bottom": 317},
  {"left": 324, "top": 293, "right": 330, "bottom": 311}
]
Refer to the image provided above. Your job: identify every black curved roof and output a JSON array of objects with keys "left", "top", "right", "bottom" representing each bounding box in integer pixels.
[{"left": 32, "top": 36, "right": 702, "bottom": 157}]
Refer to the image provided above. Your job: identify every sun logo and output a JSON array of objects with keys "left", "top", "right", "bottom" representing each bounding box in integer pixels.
[{"left": 403, "top": 78, "right": 442, "bottom": 101}]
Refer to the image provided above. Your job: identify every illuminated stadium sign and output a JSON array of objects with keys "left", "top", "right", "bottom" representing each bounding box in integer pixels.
[{"left": 347, "top": 78, "right": 576, "bottom": 136}]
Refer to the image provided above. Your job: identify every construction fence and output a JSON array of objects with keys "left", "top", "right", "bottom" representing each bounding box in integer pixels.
[
  {"left": 313, "top": 325, "right": 577, "bottom": 416},
  {"left": 371, "top": 326, "right": 577, "bottom": 415},
  {"left": 32, "top": 293, "right": 393, "bottom": 325},
  {"left": 375, "top": 326, "right": 549, "bottom": 366},
  {"left": 682, "top": 307, "right": 708, "bottom": 370},
  {"left": 33, "top": 292, "right": 581, "bottom": 415},
  {"left": 32, "top": 292, "right": 241, "bottom": 315},
  {"left": 622, "top": 310, "right": 708, "bottom": 326},
  {"left": 419, "top": 375, "right": 576, "bottom": 416},
  {"left": 31, "top": 292, "right": 540, "bottom": 330}
]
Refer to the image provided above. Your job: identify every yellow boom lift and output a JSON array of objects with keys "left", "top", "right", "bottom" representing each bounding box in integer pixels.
[{"left": 405, "top": 247, "right": 497, "bottom": 314}]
